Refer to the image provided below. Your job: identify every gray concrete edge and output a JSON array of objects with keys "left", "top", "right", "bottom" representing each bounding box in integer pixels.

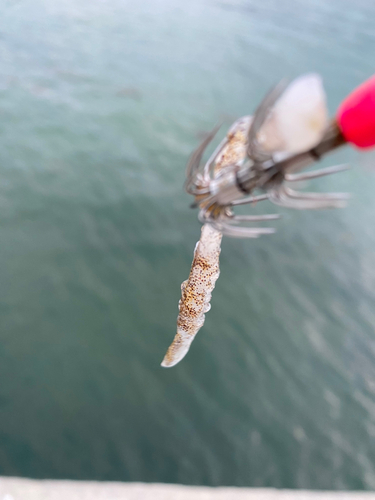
[{"left": 0, "top": 477, "right": 374, "bottom": 500}]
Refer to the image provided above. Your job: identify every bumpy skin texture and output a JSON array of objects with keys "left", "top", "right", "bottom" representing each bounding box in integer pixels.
[
  {"left": 161, "top": 224, "right": 222, "bottom": 367},
  {"left": 214, "top": 116, "right": 251, "bottom": 176},
  {"left": 161, "top": 118, "right": 251, "bottom": 368}
]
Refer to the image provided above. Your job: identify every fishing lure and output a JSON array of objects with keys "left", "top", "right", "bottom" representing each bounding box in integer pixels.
[{"left": 161, "top": 73, "right": 375, "bottom": 368}]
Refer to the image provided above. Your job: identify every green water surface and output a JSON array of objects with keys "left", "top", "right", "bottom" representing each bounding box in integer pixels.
[{"left": 1, "top": 0, "right": 375, "bottom": 490}]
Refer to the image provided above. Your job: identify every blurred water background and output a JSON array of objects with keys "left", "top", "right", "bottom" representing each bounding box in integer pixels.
[{"left": 1, "top": 0, "right": 375, "bottom": 490}]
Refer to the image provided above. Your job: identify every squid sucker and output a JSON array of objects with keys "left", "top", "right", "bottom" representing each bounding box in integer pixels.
[{"left": 161, "top": 224, "right": 222, "bottom": 368}]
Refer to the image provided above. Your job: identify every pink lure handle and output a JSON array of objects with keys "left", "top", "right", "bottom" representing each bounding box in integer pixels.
[{"left": 336, "top": 75, "right": 375, "bottom": 149}]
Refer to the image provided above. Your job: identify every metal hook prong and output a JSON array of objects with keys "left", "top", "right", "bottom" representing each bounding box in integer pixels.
[{"left": 285, "top": 164, "right": 349, "bottom": 182}]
